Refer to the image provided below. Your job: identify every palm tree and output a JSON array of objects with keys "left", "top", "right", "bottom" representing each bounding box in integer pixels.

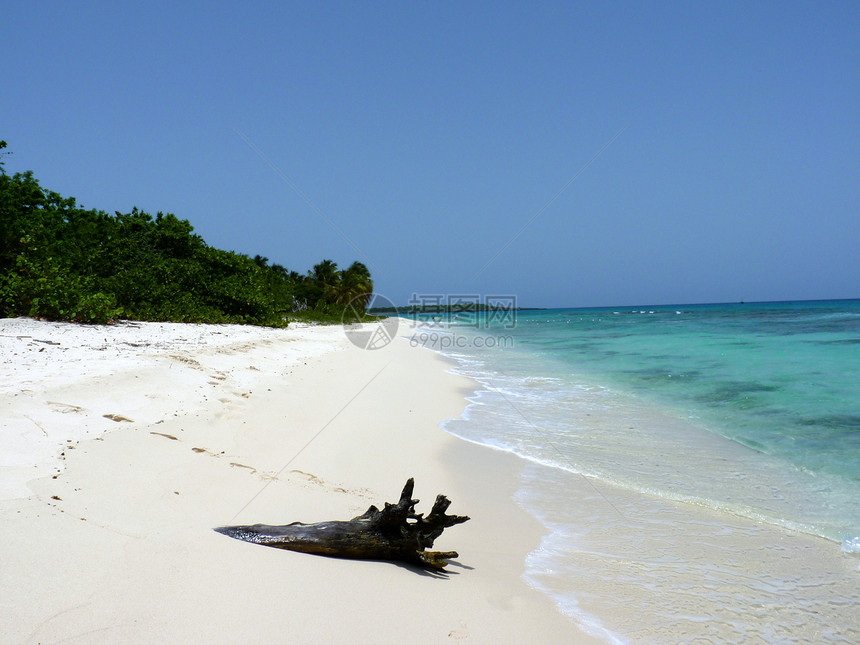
[
  {"left": 309, "top": 259, "right": 341, "bottom": 307},
  {"left": 339, "top": 261, "right": 373, "bottom": 308}
]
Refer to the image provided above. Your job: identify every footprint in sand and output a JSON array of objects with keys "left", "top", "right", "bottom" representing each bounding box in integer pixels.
[
  {"left": 168, "top": 354, "right": 204, "bottom": 370},
  {"left": 103, "top": 414, "right": 134, "bottom": 423},
  {"left": 289, "top": 470, "right": 373, "bottom": 497},
  {"left": 150, "top": 431, "right": 178, "bottom": 440},
  {"left": 208, "top": 372, "right": 228, "bottom": 386},
  {"left": 447, "top": 622, "right": 469, "bottom": 640},
  {"left": 48, "top": 401, "right": 85, "bottom": 414}
]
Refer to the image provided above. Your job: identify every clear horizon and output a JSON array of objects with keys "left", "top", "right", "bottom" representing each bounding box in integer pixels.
[
  {"left": 386, "top": 296, "right": 860, "bottom": 311},
  {"left": 4, "top": 2, "right": 858, "bottom": 309}
]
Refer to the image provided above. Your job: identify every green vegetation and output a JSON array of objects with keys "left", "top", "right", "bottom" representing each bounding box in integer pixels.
[{"left": 0, "top": 140, "right": 373, "bottom": 326}]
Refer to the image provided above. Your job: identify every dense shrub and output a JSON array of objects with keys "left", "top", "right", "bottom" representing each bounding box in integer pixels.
[{"left": 0, "top": 141, "right": 373, "bottom": 326}]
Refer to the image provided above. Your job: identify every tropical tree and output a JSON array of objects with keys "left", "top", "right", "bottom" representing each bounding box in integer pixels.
[
  {"left": 0, "top": 140, "right": 9, "bottom": 173},
  {"left": 0, "top": 139, "right": 374, "bottom": 325},
  {"left": 338, "top": 261, "right": 373, "bottom": 308},
  {"left": 308, "top": 259, "right": 341, "bottom": 308}
]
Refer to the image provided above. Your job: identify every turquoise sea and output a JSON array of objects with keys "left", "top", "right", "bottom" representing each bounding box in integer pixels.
[{"left": 409, "top": 299, "right": 860, "bottom": 643}]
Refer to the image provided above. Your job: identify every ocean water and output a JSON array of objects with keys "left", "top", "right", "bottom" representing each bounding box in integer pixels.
[{"left": 408, "top": 300, "right": 860, "bottom": 643}]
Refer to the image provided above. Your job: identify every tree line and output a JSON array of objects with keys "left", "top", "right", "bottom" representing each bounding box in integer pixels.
[{"left": 0, "top": 140, "right": 373, "bottom": 326}]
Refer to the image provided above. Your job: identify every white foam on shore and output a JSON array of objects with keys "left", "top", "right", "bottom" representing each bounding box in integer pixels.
[{"left": 433, "top": 340, "right": 860, "bottom": 643}]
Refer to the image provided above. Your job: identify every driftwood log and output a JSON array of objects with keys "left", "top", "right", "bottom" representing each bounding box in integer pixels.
[{"left": 214, "top": 478, "right": 470, "bottom": 570}]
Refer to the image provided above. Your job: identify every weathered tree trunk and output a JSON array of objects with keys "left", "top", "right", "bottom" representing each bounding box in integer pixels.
[{"left": 215, "top": 478, "right": 470, "bottom": 570}]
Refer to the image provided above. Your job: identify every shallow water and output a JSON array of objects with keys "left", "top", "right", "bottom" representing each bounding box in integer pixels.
[{"left": 409, "top": 300, "right": 860, "bottom": 642}]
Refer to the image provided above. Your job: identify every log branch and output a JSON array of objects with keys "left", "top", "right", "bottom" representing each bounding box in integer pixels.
[{"left": 215, "top": 478, "right": 470, "bottom": 570}]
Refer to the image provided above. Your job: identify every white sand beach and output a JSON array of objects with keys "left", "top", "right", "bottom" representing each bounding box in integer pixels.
[{"left": 0, "top": 317, "right": 598, "bottom": 644}]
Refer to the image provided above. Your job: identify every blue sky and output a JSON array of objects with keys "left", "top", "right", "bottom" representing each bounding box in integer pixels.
[{"left": 3, "top": 1, "right": 858, "bottom": 308}]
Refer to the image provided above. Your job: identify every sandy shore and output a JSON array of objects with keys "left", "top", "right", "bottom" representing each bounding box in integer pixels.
[{"left": 0, "top": 317, "right": 598, "bottom": 644}]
